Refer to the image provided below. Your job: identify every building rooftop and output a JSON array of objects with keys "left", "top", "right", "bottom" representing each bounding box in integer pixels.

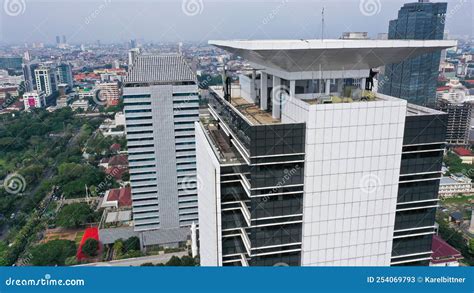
[
  {"left": 124, "top": 54, "right": 196, "bottom": 84},
  {"left": 453, "top": 147, "right": 474, "bottom": 157},
  {"left": 431, "top": 235, "right": 463, "bottom": 264},
  {"left": 105, "top": 210, "right": 132, "bottom": 223},
  {"left": 211, "top": 86, "right": 279, "bottom": 125},
  {"left": 439, "top": 176, "right": 459, "bottom": 185},
  {"left": 406, "top": 103, "right": 446, "bottom": 116},
  {"left": 104, "top": 187, "right": 132, "bottom": 208},
  {"left": 209, "top": 39, "right": 457, "bottom": 72},
  {"left": 200, "top": 119, "right": 244, "bottom": 164}
]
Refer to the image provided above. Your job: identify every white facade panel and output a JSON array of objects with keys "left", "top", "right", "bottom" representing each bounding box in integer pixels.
[
  {"left": 284, "top": 99, "right": 407, "bottom": 266},
  {"left": 196, "top": 123, "right": 222, "bottom": 266}
]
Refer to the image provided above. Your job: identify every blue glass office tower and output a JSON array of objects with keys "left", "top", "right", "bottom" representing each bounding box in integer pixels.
[{"left": 381, "top": 1, "right": 447, "bottom": 107}]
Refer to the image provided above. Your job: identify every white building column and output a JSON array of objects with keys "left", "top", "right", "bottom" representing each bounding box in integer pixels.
[
  {"left": 289, "top": 79, "right": 296, "bottom": 100},
  {"left": 325, "top": 79, "right": 331, "bottom": 95},
  {"left": 272, "top": 76, "right": 281, "bottom": 119},
  {"left": 260, "top": 72, "right": 268, "bottom": 110},
  {"left": 360, "top": 78, "right": 366, "bottom": 90},
  {"left": 250, "top": 69, "right": 257, "bottom": 102}
]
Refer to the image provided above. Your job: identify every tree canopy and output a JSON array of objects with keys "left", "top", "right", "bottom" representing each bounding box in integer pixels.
[
  {"left": 56, "top": 203, "right": 96, "bottom": 228},
  {"left": 30, "top": 240, "right": 77, "bottom": 266}
]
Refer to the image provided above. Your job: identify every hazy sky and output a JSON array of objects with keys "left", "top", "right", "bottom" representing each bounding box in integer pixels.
[{"left": 0, "top": 0, "right": 472, "bottom": 45}]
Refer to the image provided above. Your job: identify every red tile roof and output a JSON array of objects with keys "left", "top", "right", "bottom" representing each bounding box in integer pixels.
[
  {"left": 105, "top": 166, "right": 127, "bottom": 181},
  {"left": 108, "top": 154, "right": 128, "bottom": 167},
  {"left": 105, "top": 187, "right": 132, "bottom": 207},
  {"left": 110, "top": 143, "right": 121, "bottom": 152},
  {"left": 431, "top": 235, "right": 463, "bottom": 264},
  {"left": 453, "top": 147, "right": 474, "bottom": 157}
]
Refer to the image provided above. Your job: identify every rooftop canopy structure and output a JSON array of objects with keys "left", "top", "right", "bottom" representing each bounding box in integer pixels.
[
  {"left": 209, "top": 39, "right": 457, "bottom": 73},
  {"left": 209, "top": 39, "right": 457, "bottom": 120}
]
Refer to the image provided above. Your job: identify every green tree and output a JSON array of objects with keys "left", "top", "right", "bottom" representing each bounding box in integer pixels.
[
  {"left": 469, "top": 238, "right": 474, "bottom": 256},
  {"left": 56, "top": 203, "right": 95, "bottom": 228},
  {"left": 82, "top": 238, "right": 99, "bottom": 257},
  {"left": 166, "top": 256, "right": 183, "bottom": 266},
  {"left": 30, "top": 240, "right": 76, "bottom": 266},
  {"left": 113, "top": 240, "right": 124, "bottom": 258},
  {"left": 123, "top": 236, "right": 140, "bottom": 252}
]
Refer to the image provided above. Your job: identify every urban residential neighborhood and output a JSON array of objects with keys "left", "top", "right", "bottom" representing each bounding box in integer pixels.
[{"left": 0, "top": 0, "right": 473, "bottom": 278}]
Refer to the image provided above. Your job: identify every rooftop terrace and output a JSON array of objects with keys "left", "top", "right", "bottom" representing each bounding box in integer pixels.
[
  {"left": 211, "top": 87, "right": 279, "bottom": 125},
  {"left": 200, "top": 117, "right": 244, "bottom": 164}
]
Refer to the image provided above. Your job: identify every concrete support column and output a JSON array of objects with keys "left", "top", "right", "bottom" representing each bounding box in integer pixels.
[
  {"left": 260, "top": 72, "right": 268, "bottom": 110},
  {"left": 251, "top": 69, "right": 257, "bottom": 102},
  {"left": 360, "top": 78, "right": 366, "bottom": 90},
  {"left": 337, "top": 79, "right": 344, "bottom": 94},
  {"left": 289, "top": 79, "right": 296, "bottom": 99},
  {"left": 325, "top": 79, "right": 331, "bottom": 95},
  {"left": 272, "top": 75, "right": 281, "bottom": 119}
]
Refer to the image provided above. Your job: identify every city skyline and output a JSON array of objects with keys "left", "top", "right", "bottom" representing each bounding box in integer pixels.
[{"left": 0, "top": 0, "right": 472, "bottom": 45}]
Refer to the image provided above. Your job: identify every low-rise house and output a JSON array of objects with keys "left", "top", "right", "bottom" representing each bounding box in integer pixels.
[
  {"left": 430, "top": 235, "right": 463, "bottom": 266},
  {"left": 449, "top": 211, "right": 463, "bottom": 225},
  {"left": 453, "top": 147, "right": 474, "bottom": 164},
  {"left": 439, "top": 174, "right": 472, "bottom": 197}
]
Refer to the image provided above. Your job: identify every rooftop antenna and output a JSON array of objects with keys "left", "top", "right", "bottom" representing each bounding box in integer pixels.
[{"left": 321, "top": 7, "right": 325, "bottom": 40}]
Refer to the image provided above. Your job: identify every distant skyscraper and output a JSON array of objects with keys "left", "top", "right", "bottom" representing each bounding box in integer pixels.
[
  {"left": 123, "top": 54, "right": 199, "bottom": 246},
  {"left": 128, "top": 48, "right": 140, "bottom": 66},
  {"left": 56, "top": 63, "right": 74, "bottom": 88},
  {"left": 380, "top": 1, "right": 447, "bottom": 107},
  {"left": 56, "top": 36, "right": 61, "bottom": 45},
  {"left": 130, "top": 39, "right": 137, "bottom": 49},
  {"left": 0, "top": 57, "right": 23, "bottom": 71},
  {"left": 197, "top": 39, "right": 453, "bottom": 266},
  {"left": 35, "top": 67, "right": 57, "bottom": 96},
  {"left": 62, "top": 35, "right": 67, "bottom": 44},
  {"left": 22, "top": 62, "right": 39, "bottom": 92}
]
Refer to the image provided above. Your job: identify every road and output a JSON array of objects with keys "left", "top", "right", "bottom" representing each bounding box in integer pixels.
[{"left": 75, "top": 251, "right": 188, "bottom": 267}]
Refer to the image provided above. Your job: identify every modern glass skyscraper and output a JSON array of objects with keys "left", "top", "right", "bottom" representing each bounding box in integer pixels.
[
  {"left": 56, "top": 63, "right": 74, "bottom": 88},
  {"left": 380, "top": 1, "right": 447, "bottom": 107}
]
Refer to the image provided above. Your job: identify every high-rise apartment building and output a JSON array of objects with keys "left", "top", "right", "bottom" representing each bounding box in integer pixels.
[
  {"left": 35, "top": 67, "right": 57, "bottom": 96},
  {"left": 22, "top": 62, "right": 37, "bottom": 92},
  {"left": 380, "top": 1, "right": 447, "bottom": 107},
  {"left": 197, "top": 39, "right": 454, "bottom": 266},
  {"left": 0, "top": 57, "right": 23, "bottom": 71},
  {"left": 436, "top": 96, "right": 472, "bottom": 145},
  {"left": 123, "top": 54, "right": 199, "bottom": 246},
  {"left": 56, "top": 63, "right": 74, "bottom": 88}
]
